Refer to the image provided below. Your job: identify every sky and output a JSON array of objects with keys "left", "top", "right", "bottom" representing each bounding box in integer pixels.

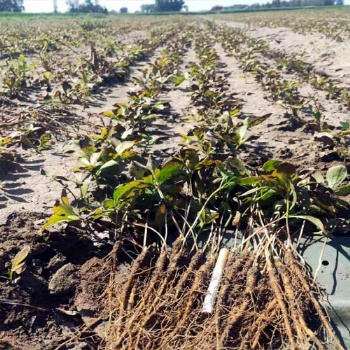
[
  {"left": 23, "top": 0, "right": 350, "bottom": 13},
  {"left": 24, "top": 0, "right": 264, "bottom": 13}
]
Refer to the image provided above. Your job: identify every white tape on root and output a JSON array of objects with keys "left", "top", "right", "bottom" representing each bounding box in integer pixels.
[{"left": 202, "top": 247, "right": 229, "bottom": 314}]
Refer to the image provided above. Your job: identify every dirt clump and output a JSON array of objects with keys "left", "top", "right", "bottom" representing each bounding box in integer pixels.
[{"left": 0, "top": 212, "right": 115, "bottom": 349}]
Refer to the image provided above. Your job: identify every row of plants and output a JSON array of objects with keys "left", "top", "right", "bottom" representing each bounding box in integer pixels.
[
  {"left": 0, "top": 22, "right": 179, "bottom": 103},
  {"left": 212, "top": 24, "right": 310, "bottom": 121},
  {"left": 216, "top": 8, "right": 350, "bottom": 41},
  {"left": 40, "top": 22, "right": 197, "bottom": 237},
  {"left": 0, "top": 19, "right": 184, "bottom": 162},
  {"left": 42, "top": 20, "right": 350, "bottom": 248},
  {"left": 210, "top": 23, "right": 350, "bottom": 160},
  {"left": 216, "top": 23, "right": 350, "bottom": 112},
  {"left": 100, "top": 23, "right": 350, "bottom": 348},
  {"left": 0, "top": 17, "right": 159, "bottom": 59}
]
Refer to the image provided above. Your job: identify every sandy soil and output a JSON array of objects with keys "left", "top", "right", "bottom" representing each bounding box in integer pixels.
[{"left": 216, "top": 19, "right": 350, "bottom": 86}]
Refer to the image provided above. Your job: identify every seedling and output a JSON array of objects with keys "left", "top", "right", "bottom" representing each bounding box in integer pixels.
[{"left": 1, "top": 245, "right": 31, "bottom": 282}]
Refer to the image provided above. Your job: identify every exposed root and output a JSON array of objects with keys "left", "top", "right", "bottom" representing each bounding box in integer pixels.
[
  {"left": 114, "top": 245, "right": 154, "bottom": 346},
  {"left": 104, "top": 241, "right": 344, "bottom": 350},
  {"left": 267, "top": 257, "right": 296, "bottom": 350},
  {"left": 219, "top": 254, "right": 257, "bottom": 346},
  {"left": 277, "top": 260, "right": 326, "bottom": 350},
  {"left": 174, "top": 248, "right": 204, "bottom": 299},
  {"left": 284, "top": 249, "right": 346, "bottom": 350},
  {"left": 168, "top": 255, "right": 214, "bottom": 341},
  {"left": 250, "top": 299, "right": 278, "bottom": 349}
]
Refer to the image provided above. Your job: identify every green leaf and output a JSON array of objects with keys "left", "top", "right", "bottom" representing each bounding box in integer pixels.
[
  {"left": 326, "top": 165, "right": 347, "bottom": 189},
  {"left": 99, "top": 159, "right": 118, "bottom": 170},
  {"left": 237, "top": 176, "right": 260, "bottom": 185},
  {"left": 142, "top": 114, "right": 159, "bottom": 120},
  {"left": 263, "top": 159, "right": 282, "bottom": 172},
  {"left": 290, "top": 215, "right": 327, "bottom": 234},
  {"left": 42, "top": 190, "right": 80, "bottom": 231},
  {"left": 103, "top": 199, "right": 115, "bottom": 209},
  {"left": 155, "top": 160, "right": 183, "bottom": 185},
  {"left": 239, "top": 186, "right": 266, "bottom": 198},
  {"left": 115, "top": 141, "right": 135, "bottom": 155},
  {"left": 260, "top": 188, "right": 277, "bottom": 201},
  {"left": 237, "top": 123, "right": 248, "bottom": 143},
  {"left": 334, "top": 185, "right": 350, "bottom": 196},
  {"left": 80, "top": 178, "right": 90, "bottom": 201},
  {"left": 11, "top": 245, "right": 30, "bottom": 276},
  {"left": 313, "top": 111, "right": 323, "bottom": 122},
  {"left": 312, "top": 171, "right": 324, "bottom": 184},
  {"left": 173, "top": 75, "right": 186, "bottom": 86},
  {"left": 113, "top": 180, "right": 148, "bottom": 203},
  {"left": 39, "top": 133, "right": 51, "bottom": 150},
  {"left": 247, "top": 113, "right": 272, "bottom": 127},
  {"left": 79, "top": 157, "right": 92, "bottom": 168},
  {"left": 103, "top": 111, "right": 115, "bottom": 118},
  {"left": 90, "top": 152, "right": 100, "bottom": 166},
  {"left": 92, "top": 207, "right": 104, "bottom": 220},
  {"left": 340, "top": 121, "right": 350, "bottom": 131},
  {"left": 226, "top": 157, "right": 249, "bottom": 175}
]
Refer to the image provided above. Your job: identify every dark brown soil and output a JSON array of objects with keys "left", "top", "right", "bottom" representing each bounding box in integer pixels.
[{"left": 0, "top": 212, "right": 114, "bottom": 349}]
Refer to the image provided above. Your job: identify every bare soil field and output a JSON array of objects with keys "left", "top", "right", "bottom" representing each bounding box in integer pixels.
[{"left": 0, "top": 13, "right": 349, "bottom": 349}]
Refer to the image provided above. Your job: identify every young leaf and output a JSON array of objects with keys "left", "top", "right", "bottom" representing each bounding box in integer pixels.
[
  {"left": 102, "top": 111, "right": 115, "bottom": 118},
  {"left": 11, "top": 245, "right": 30, "bottom": 278},
  {"left": 326, "top": 165, "right": 347, "bottom": 189},
  {"left": 237, "top": 176, "right": 260, "bottom": 186},
  {"left": 247, "top": 113, "right": 272, "bottom": 127},
  {"left": 42, "top": 190, "right": 80, "bottom": 231},
  {"left": 263, "top": 159, "right": 282, "bottom": 172},
  {"left": 80, "top": 178, "right": 90, "bottom": 201},
  {"left": 334, "top": 185, "right": 350, "bottom": 196},
  {"left": 155, "top": 160, "right": 183, "bottom": 185},
  {"left": 39, "top": 133, "right": 51, "bottom": 150},
  {"left": 312, "top": 171, "right": 324, "bottom": 184},
  {"left": 115, "top": 141, "right": 135, "bottom": 155},
  {"left": 90, "top": 152, "right": 101, "bottom": 166},
  {"left": 173, "top": 75, "right": 186, "bottom": 86},
  {"left": 113, "top": 180, "right": 148, "bottom": 203},
  {"left": 99, "top": 159, "right": 118, "bottom": 171},
  {"left": 290, "top": 215, "right": 327, "bottom": 235}
]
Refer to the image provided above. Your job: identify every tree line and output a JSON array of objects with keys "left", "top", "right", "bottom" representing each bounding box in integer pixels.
[
  {"left": 255, "top": 0, "right": 343, "bottom": 8},
  {"left": 212, "top": 0, "right": 343, "bottom": 11},
  {"left": 0, "top": 0, "right": 344, "bottom": 13},
  {"left": 0, "top": 0, "right": 23, "bottom": 12},
  {"left": 67, "top": 0, "right": 107, "bottom": 13}
]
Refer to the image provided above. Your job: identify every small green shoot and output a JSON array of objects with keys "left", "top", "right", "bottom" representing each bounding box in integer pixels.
[
  {"left": 1, "top": 245, "right": 31, "bottom": 282},
  {"left": 42, "top": 189, "right": 80, "bottom": 231}
]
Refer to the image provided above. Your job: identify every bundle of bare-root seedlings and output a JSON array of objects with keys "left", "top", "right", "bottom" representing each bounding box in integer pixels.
[{"left": 104, "top": 231, "right": 345, "bottom": 350}]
